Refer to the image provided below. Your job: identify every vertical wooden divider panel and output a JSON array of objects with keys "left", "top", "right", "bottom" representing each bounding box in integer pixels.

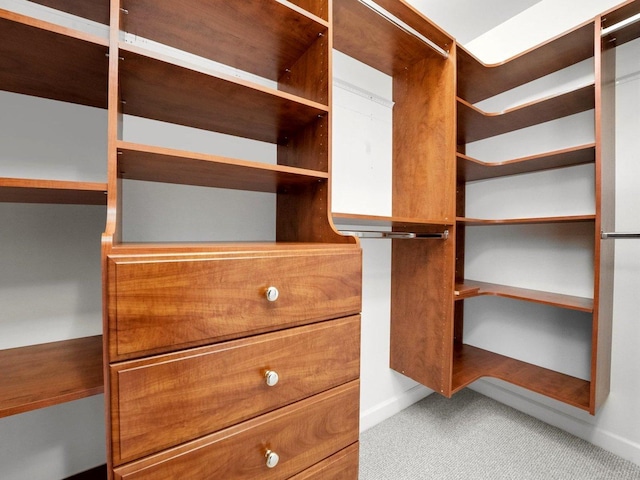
[{"left": 389, "top": 47, "right": 457, "bottom": 395}]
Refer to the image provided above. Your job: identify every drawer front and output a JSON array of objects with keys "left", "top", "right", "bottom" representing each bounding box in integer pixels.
[
  {"left": 111, "top": 316, "right": 361, "bottom": 464},
  {"left": 113, "top": 381, "right": 360, "bottom": 480},
  {"left": 289, "top": 443, "right": 359, "bottom": 479},
  {"left": 108, "top": 248, "right": 362, "bottom": 359}
]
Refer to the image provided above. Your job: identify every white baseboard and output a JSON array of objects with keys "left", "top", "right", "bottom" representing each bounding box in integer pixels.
[
  {"left": 469, "top": 379, "right": 640, "bottom": 467},
  {"left": 359, "top": 384, "right": 433, "bottom": 433}
]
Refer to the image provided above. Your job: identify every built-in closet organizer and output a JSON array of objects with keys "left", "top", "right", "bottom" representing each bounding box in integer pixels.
[
  {"left": 0, "top": 3, "right": 107, "bottom": 422},
  {"left": 101, "top": 1, "right": 363, "bottom": 478},
  {"left": 452, "top": 17, "right": 616, "bottom": 414},
  {"left": 332, "top": 0, "right": 457, "bottom": 394}
]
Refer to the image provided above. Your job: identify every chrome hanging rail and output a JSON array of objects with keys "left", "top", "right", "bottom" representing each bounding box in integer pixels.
[
  {"left": 601, "top": 231, "right": 640, "bottom": 239},
  {"left": 356, "top": 0, "right": 449, "bottom": 59},
  {"left": 601, "top": 11, "right": 640, "bottom": 36},
  {"left": 340, "top": 230, "right": 449, "bottom": 240}
]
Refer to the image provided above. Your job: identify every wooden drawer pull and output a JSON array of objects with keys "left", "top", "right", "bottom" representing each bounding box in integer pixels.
[
  {"left": 264, "top": 370, "right": 279, "bottom": 387},
  {"left": 265, "top": 449, "right": 280, "bottom": 468},
  {"left": 265, "top": 286, "right": 279, "bottom": 302}
]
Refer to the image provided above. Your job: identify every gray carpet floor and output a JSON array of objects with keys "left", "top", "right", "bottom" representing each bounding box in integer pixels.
[{"left": 359, "top": 389, "right": 640, "bottom": 479}]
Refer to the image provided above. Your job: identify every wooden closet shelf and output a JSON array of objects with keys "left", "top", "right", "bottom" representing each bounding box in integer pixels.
[
  {"left": 333, "top": 212, "right": 453, "bottom": 229},
  {"left": 333, "top": 0, "right": 452, "bottom": 76},
  {"left": 0, "top": 11, "right": 108, "bottom": 108},
  {"left": 452, "top": 344, "right": 591, "bottom": 411},
  {"left": 0, "top": 336, "right": 104, "bottom": 418},
  {"left": 457, "top": 22, "right": 595, "bottom": 103},
  {"left": 0, "top": 178, "right": 107, "bottom": 205},
  {"left": 457, "top": 144, "right": 596, "bottom": 182},
  {"left": 117, "top": 142, "right": 328, "bottom": 193},
  {"left": 118, "top": 45, "right": 328, "bottom": 145},
  {"left": 457, "top": 215, "right": 596, "bottom": 225},
  {"left": 120, "top": 0, "right": 327, "bottom": 82},
  {"left": 29, "top": 0, "right": 110, "bottom": 25},
  {"left": 455, "top": 280, "right": 593, "bottom": 312},
  {"left": 457, "top": 84, "right": 595, "bottom": 144}
]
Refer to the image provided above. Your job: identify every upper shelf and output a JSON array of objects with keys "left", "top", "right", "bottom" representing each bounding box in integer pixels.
[
  {"left": 457, "top": 144, "right": 596, "bottom": 182},
  {"left": 333, "top": 0, "right": 453, "bottom": 76},
  {"left": 117, "top": 142, "right": 328, "bottom": 193},
  {"left": 457, "top": 84, "right": 595, "bottom": 144},
  {"left": 119, "top": 0, "right": 327, "bottom": 83},
  {"left": 457, "top": 22, "right": 595, "bottom": 103},
  {"left": 118, "top": 43, "right": 328, "bottom": 145},
  {"left": 458, "top": 215, "right": 596, "bottom": 226},
  {"left": 0, "top": 178, "right": 107, "bottom": 205},
  {"left": 0, "top": 10, "right": 108, "bottom": 108},
  {"left": 29, "top": 0, "right": 110, "bottom": 25},
  {"left": 601, "top": 0, "right": 640, "bottom": 47}
]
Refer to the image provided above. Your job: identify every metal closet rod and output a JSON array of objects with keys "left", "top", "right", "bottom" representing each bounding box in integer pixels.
[
  {"left": 601, "top": 231, "right": 640, "bottom": 239},
  {"left": 601, "top": 11, "right": 640, "bottom": 36},
  {"left": 356, "top": 0, "right": 449, "bottom": 59},
  {"left": 340, "top": 229, "right": 449, "bottom": 240}
]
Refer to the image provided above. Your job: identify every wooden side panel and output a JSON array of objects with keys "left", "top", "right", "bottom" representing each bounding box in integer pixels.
[
  {"left": 390, "top": 232, "right": 456, "bottom": 395},
  {"left": 392, "top": 54, "right": 456, "bottom": 222},
  {"left": 592, "top": 17, "right": 616, "bottom": 413}
]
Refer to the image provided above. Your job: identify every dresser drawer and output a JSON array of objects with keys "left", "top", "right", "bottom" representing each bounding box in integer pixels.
[
  {"left": 110, "top": 316, "right": 360, "bottom": 464},
  {"left": 113, "top": 381, "right": 360, "bottom": 480},
  {"left": 107, "top": 247, "right": 362, "bottom": 359},
  {"left": 290, "top": 443, "right": 359, "bottom": 479}
]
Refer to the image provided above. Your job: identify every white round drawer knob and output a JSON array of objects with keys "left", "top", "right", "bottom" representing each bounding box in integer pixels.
[
  {"left": 265, "top": 450, "right": 280, "bottom": 468},
  {"left": 265, "top": 370, "right": 279, "bottom": 387},
  {"left": 265, "top": 286, "right": 279, "bottom": 302}
]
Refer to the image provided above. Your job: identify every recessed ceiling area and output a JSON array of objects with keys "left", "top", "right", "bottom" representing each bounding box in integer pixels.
[{"left": 406, "top": 0, "right": 543, "bottom": 44}]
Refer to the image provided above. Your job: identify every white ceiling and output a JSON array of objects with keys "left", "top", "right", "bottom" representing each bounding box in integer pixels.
[{"left": 406, "top": 0, "right": 543, "bottom": 44}]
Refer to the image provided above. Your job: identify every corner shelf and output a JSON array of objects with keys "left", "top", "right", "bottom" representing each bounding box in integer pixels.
[
  {"left": 457, "top": 215, "right": 596, "bottom": 226},
  {"left": 457, "top": 22, "right": 595, "bottom": 103},
  {"left": 0, "top": 178, "right": 107, "bottom": 205},
  {"left": 457, "top": 84, "right": 595, "bottom": 144},
  {"left": 455, "top": 280, "right": 593, "bottom": 313},
  {"left": 0, "top": 336, "right": 103, "bottom": 418},
  {"left": 452, "top": 344, "right": 591, "bottom": 411},
  {"left": 457, "top": 143, "right": 596, "bottom": 182},
  {"left": 333, "top": 212, "right": 453, "bottom": 229}
]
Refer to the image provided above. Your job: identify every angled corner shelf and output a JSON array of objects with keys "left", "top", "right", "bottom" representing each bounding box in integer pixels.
[{"left": 457, "top": 143, "right": 596, "bottom": 182}]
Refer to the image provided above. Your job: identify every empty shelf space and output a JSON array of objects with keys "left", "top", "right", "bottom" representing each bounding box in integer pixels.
[
  {"left": 0, "top": 10, "right": 108, "bottom": 108},
  {"left": 457, "top": 215, "right": 596, "bottom": 225},
  {"left": 457, "top": 84, "right": 595, "bottom": 144},
  {"left": 120, "top": 0, "right": 327, "bottom": 81},
  {"left": 455, "top": 280, "right": 594, "bottom": 312},
  {"left": 457, "top": 22, "right": 595, "bottom": 103},
  {"left": 457, "top": 144, "right": 596, "bottom": 181},
  {"left": 333, "top": 0, "right": 452, "bottom": 75},
  {"left": 118, "top": 44, "right": 328, "bottom": 144},
  {"left": 333, "top": 212, "right": 453, "bottom": 229},
  {"left": 0, "top": 178, "right": 107, "bottom": 205},
  {"left": 0, "top": 336, "right": 104, "bottom": 418},
  {"left": 452, "top": 344, "right": 591, "bottom": 411},
  {"left": 117, "top": 142, "right": 328, "bottom": 193}
]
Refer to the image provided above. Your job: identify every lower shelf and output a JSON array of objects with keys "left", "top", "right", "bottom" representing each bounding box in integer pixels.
[
  {"left": 0, "top": 335, "right": 103, "bottom": 417},
  {"left": 452, "top": 343, "right": 591, "bottom": 411}
]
